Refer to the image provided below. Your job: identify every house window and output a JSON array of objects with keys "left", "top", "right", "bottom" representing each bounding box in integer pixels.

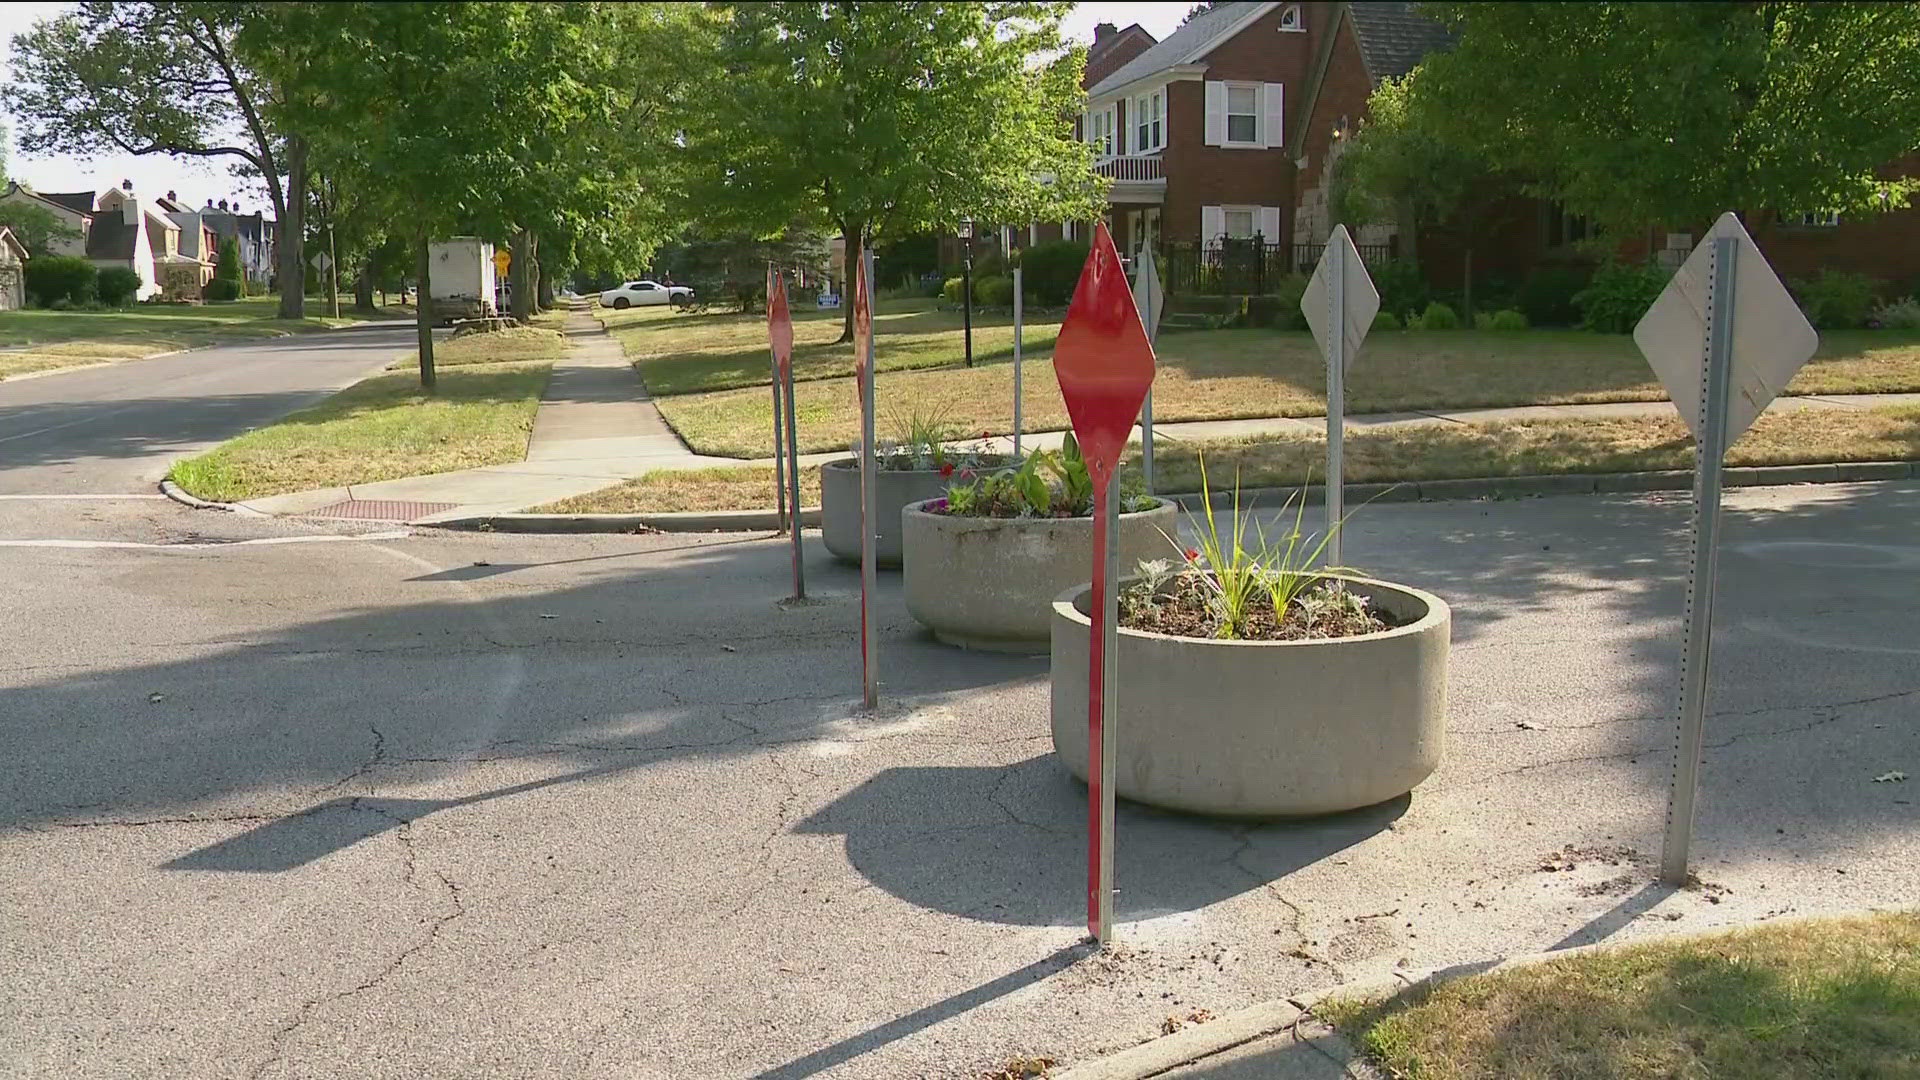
[
  {"left": 1797, "top": 210, "right": 1841, "bottom": 227},
  {"left": 1223, "top": 207, "right": 1256, "bottom": 240},
  {"left": 1279, "top": 5, "right": 1303, "bottom": 31},
  {"left": 1133, "top": 89, "right": 1164, "bottom": 153},
  {"left": 1086, "top": 109, "right": 1113, "bottom": 158},
  {"left": 1545, "top": 203, "right": 1592, "bottom": 247},
  {"left": 1226, "top": 84, "right": 1259, "bottom": 144}
]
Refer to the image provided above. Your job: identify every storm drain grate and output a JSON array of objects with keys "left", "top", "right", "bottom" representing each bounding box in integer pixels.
[{"left": 303, "top": 499, "right": 461, "bottom": 522}]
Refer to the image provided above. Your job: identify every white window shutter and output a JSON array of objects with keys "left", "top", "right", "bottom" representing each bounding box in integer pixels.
[
  {"left": 1260, "top": 206, "right": 1282, "bottom": 243},
  {"left": 1202, "top": 205, "right": 1225, "bottom": 248},
  {"left": 1205, "top": 81, "right": 1226, "bottom": 147},
  {"left": 1264, "top": 83, "right": 1285, "bottom": 149}
]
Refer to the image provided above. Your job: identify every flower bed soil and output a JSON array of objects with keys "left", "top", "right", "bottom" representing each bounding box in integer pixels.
[{"left": 1120, "top": 575, "right": 1395, "bottom": 642}]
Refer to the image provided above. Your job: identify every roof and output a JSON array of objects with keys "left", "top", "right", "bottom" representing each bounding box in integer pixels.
[
  {"left": 1087, "top": 1, "right": 1274, "bottom": 98},
  {"left": 1347, "top": 2, "right": 1452, "bottom": 83},
  {"left": 1, "top": 184, "right": 94, "bottom": 218},
  {"left": 0, "top": 227, "right": 27, "bottom": 261},
  {"left": 38, "top": 190, "right": 98, "bottom": 215},
  {"left": 85, "top": 215, "right": 138, "bottom": 261}
]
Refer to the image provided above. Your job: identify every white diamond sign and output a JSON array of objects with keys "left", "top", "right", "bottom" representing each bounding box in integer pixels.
[
  {"left": 1634, "top": 212, "right": 1818, "bottom": 445},
  {"left": 310, "top": 250, "right": 333, "bottom": 274},
  {"left": 1301, "top": 225, "right": 1379, "bottom": 371},
  {"left": 1133, "top": 244, "right": 1164, "bottom": 341}
]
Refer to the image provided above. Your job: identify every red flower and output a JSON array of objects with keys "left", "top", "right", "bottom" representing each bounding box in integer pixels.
[
  {"left": 939, "top": 462, "right": 955, "bottom": 478},
  {"left": 1185, "top": 548, "right": 1201, "bottom": 562}
]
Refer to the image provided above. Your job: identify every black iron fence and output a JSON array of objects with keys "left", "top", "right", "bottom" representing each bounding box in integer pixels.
[{"left": 1157, "top": 237, "right": 1397, "bottom": 295}]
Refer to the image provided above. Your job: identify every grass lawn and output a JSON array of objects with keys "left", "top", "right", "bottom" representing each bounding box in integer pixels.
[
  {"left": 1320, "top": 912, "right": 1920, "bottom": 1080},
  {"left": 168, "top": 360, "right": 551, "bottom": 502},
  {"left": 533, "top": 464, "right": 824, "bottom": 514},
  {"left": 646, "top": 326, "right": 1920, "bottom": 458},
  {"left": 1151, "top": 402, "right": 1920, "bottom": 493},
  {"left": 541, "top": 404, "right": 1920, "bottom": 514},
  {"left": 0, "top": 295, "right": 402, "bottom": 380},
  {"left": 387, "top": 326, "right": 571, "bottom": 369},
  {"left": 601, "top": 297, "right": 1062, "bottom": 397}
]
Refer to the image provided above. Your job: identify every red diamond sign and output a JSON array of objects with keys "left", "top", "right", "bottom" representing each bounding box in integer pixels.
[
  {"left": 1053, "top": 221, "right": 1156, "bottom": 487},
  {"left": 767, "top": 272, "right": 794, "bottom": 376}
]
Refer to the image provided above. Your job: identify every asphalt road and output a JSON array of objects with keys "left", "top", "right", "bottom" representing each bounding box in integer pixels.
[
  {"left": 0, "top": 322, "right": 417, "bottom": 497},
  {"left": 3, "top": 480, "right": 1915, "bottom": 1078}
]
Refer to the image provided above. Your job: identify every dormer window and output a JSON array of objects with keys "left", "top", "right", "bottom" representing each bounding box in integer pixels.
[{"left": 1278, "top": 5, "right": 1303, "bottom": 31}]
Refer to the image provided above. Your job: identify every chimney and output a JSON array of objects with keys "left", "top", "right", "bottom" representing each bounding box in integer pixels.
[
  {"left": 206, "top": 198, "right": 215, "bottom": 209},
  {"left": 218, "top": 199, "right": 229, "bottom": 211},
  {"left": 121, "top": 179, "right": 133, "bottom": 192},
  {"left": 166, "top": 190, "right": 177, "bottom": 203},
  {"left": 1093, "top": 22, "right": 1118, "bottom": 47}
]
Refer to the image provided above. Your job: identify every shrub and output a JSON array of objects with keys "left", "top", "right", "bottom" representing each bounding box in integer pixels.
[
  {"left": 1370, "top": 310, "right": 1401, "bottom": 331},
  {"left": 1515, "top": 265, "right": 1591, "bottom": 327},
  {"left": 1473, "top": 308, "right": 1528, "bottom": 330},
  {"left": 1372, "top": 259, "right": 1429, "bottom": 321},
  {"left": 1414, "top": 301, "right": 1460, "bottom": 330},
  {"left": 1019, "top": 239, "right": 1090, "bottom": 307},
  {"left": 1792, "top": 269, "right": 1880, "bottom": 330},
  {"left": 1575, "top": 262, "right": 1669, "bottom": 333},
  {"left": 1870, "top": 296, "right": 1920, "bottom": 330},
  {"left": 25, "top": 255, "right": 98, "bottom": 307},
  {"left": 974, "top": 274, "right": 1013, "bottom": 306},
  {"left": 941, "top": 276, "right": 966, "bottom": 303},
  {"left": 96, "top": 267, "right": 143, "bottom": 306},
  {"left": 1267, "top": 273, "right": 1309, "bottom": 331},
  {"left": 213, "top": 235, "right": 246, "bottom": 298},
  {"left": 204, "top": 278, "right": 242, "bottom": 303}
]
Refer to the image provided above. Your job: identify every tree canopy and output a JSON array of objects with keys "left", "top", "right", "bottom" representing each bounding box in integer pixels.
[{"left": 1414, "top": 2, "right": 1920, "bottom": 233}]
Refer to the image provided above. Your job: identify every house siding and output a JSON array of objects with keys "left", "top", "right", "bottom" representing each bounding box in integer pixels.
[{"left": 1293, "top": 9, "right": 1378, "bottom": 248}]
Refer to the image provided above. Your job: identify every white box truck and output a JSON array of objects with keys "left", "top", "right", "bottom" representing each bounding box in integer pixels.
[{"left": 427, "top": 237, "right": 497, "bottom": 324}]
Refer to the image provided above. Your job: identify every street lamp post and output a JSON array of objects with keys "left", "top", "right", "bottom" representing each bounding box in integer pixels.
[{"left": 959, "top": 217, "right": 975, "bottom": 368}]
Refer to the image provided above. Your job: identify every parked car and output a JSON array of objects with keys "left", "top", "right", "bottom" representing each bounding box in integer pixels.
[{"left": 600, "top": 280, "right": 694, "bottom": 309}]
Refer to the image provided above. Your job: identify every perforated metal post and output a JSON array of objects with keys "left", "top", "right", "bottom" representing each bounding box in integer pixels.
[
  {"left": 1013, "top": 268, "right": 1024, "bottom": 457},
  {"left": 858, "top": 247, "right": 880, "bottom": 710},
  {"left": 1325, "top": 241, "right": 1346, "bottom": 567},
  {"left": 1090, "top": 469, "right": 1120, "bottom": 942},
  {"left": 1661, "top": 235, "right": 1737, "bottom": 885},
  {"left": 768, "top": 265, "right": 787, "bottom": 532}
]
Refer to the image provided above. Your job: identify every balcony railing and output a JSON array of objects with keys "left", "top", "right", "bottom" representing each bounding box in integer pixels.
[{"left": 1094, "top": 155, "right": 1164, "bottom": 182}]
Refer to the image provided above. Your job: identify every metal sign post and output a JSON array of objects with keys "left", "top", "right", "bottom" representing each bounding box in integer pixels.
[
  {"left": 1052, "top": 222, "right": 1157, "bottom": 943},
  {"left": 1301, "top": 226, "right": 1379, "bottom": 567},
  {"left": 856, "top": 247, "right": 880, "bottom": 709},
  {"left": 1012, "top": 267, "right": 1024, "bottom": 457},
  {"left": 1632, "top": 212, "right": 1817, "bottom": 884},
  {"left": 1132, "top": 247, "right": 1164, "bottom": 493},
  {"left": 768, "top": 265, "right": 789, "bottom": 533},
  {"left": 768, "top": 270, "right": 803, "bottom": 600}
]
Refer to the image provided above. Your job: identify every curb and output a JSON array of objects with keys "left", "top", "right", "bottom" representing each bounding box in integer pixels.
[
  {"left": 159, "top": 479, "right": 235, "bottom": 512},
  {"left": 1055, "top": 909, "right": 1915, "bottom": 1079},
  {"left": 424, "top": 507, "right": 822, "bottom": 533}
]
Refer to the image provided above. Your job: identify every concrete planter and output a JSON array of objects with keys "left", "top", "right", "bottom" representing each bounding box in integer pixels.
[
  {"left": 819, "top": 458, "right": 955, "bottom": 567},
  {"left": 1050, "top": 575, "right": 1450, "bottom": 816},
  {"left": 901, "top": 498, "right": 1178, "bottom": 653}
]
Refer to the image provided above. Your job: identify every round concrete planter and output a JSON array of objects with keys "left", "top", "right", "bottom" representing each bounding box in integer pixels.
[
  {"left": 819, "top": 458, "right": 957, "bottom": 567},
  {"left": 901, "top": 498, "right": 1178, "bottom": 653},
  {"left": 1050, "top": 575, "right": 1450, "bottom": 817}
]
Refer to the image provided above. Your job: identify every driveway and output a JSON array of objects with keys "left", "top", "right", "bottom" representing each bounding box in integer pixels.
[{"left": 0, "top": 323, "right": 417, "bottom": 497}]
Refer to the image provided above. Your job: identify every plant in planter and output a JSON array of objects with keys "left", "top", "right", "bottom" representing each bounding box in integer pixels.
[
  {"left": 901, "top": 434, "right": 1174, "bottom": 652},
  {"left": 1050, "top": 457, "right": 1451, "bottom": 816},
  {"left": 820, "top": 406, "right": 1002, "bottom": 566}
]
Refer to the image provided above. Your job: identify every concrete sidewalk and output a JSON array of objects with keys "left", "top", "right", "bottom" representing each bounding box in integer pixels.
[
  {"left": 243, "top": 306, "right": 736, "bottom": 520},
  {"left": 238, "top": 306, "right": 1920, "bottom": 521}
]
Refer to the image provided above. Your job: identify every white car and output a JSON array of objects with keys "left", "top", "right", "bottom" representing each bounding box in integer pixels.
[{"left": 600, "top": 280, "right": 694, "bottom": 309}]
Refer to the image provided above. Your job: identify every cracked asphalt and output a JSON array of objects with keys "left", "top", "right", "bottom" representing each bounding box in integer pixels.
[{"left": 3, "top": 481, "right": 1917, "bottom": 1078}]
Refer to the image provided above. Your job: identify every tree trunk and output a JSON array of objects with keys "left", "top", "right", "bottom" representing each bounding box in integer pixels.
[
  {"left": 511, "top": 227, "right": 533, "bottom": 323},
  {"left": 837, "top": 220, "right": 864, "bottom": 344},
  {"left": 277, "top": 134, "right": 308, "bottom": 320},
  {"left": 415, "top": 229, "right": 436, "bottom": 392},
  {"left": 1462, "top": 246, "right": 1475, "bottom": 326},
  {"left": 353, "top": 265, "right": 375, "bottom": 313},
  {"left": 533, "top": 235, "right": 553, "bottom": 311},
  {"left": 326, "top": 182, "right": 340, "bottom": 319}
]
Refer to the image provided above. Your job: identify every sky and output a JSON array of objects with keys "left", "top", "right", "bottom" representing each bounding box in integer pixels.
[{"left": 0, "top": 1, "right": 1198, "bottom": 209}]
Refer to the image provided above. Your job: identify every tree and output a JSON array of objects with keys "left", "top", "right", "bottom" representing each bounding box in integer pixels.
[
  {"left": 249, "top": 2, "right": 594, "bottom": 388},
  {"left": 0, "top": 202, "right": 83, "bottom": 257},
  {"left": 1329, "top": 71, "right": 1524, "bottom": 320},
  {"left": 1182, "top": 3, "right": 1222, "bottom": 25},
  {"left": 653, "top": 227, "right": 830, "bottom": 311},
  {"left": 1417, "top": 2, "right": 1920, "bottom": 234},
  {"left": 685, "top": 2, "right": 1102, "bottom": 340},
  {"left": 210, "top": 234, "right": 246, "bottom": 300},
  {"left": 4, "top": 2, "right": 310, "bottom": 317}
]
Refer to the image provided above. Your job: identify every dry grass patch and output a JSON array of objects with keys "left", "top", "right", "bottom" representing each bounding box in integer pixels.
[
  {"left": 649, "top": 328, "right": 1920, "bottom": 458},
  {"left": 169, "top": 361, "right": 550, "bottom": 502},
  {"left": 1148, "top": 403, "right": 1920, "bottom": 492},
  {"left": 534, "top": 464, "right": 823, "bottom": 514},
  {"left": 1321, "top": 912, "right": 1920, "bottom": 1080},
  {"left": 388, "top": 326, "right": 569, "bottom": 369}
]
